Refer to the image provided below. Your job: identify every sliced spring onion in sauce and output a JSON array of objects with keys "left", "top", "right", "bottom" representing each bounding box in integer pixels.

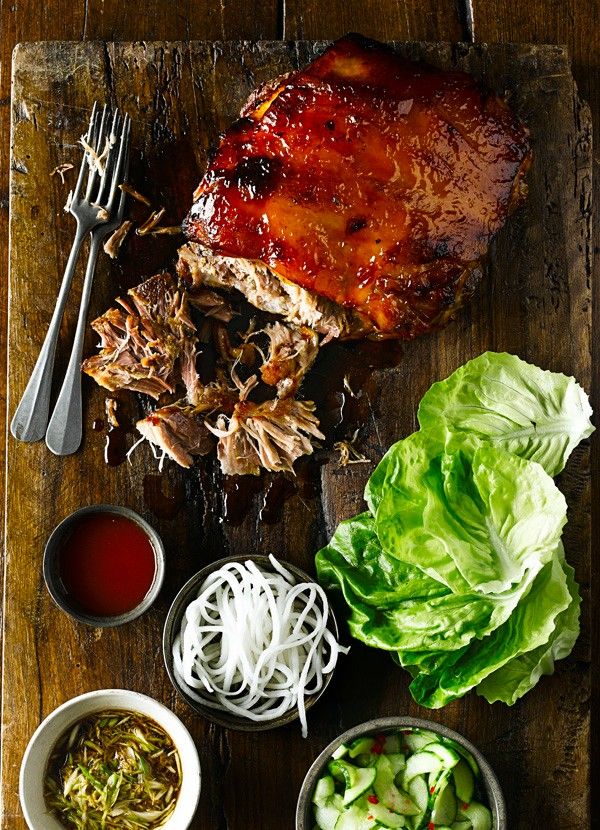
[
  {"left": 172, "top": 555, "right": 348, "bottom": 737},
  {"left": 43, "top": 710, "right": 181, "bottom": 830}
]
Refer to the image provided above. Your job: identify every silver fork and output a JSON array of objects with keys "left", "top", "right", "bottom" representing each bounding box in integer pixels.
[
  {"left": 45, "top": 110, "right": 131, "bottom": 456},
  {"left": 10, "top": 103, "right": 126, "bottom": 443}
]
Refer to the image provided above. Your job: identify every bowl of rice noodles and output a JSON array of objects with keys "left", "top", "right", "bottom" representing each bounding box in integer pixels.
[{"left": 163, "top": 554, "right": 348, "bottom": 735}]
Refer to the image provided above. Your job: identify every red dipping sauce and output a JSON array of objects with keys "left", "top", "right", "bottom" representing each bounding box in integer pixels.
[{"left": 58, "top": 512, "right": 157, "bottom": 617}]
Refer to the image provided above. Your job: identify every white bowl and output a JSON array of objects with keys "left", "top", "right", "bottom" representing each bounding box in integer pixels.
[{"left": 20, "top": 689, "right": 201, "bottom": 830}]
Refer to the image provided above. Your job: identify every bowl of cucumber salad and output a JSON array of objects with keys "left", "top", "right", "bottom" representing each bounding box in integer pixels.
[{"left": 296, "top": 717, "right": 505, "bottom": 830}]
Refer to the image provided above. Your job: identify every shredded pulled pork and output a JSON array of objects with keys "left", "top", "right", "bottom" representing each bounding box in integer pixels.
[
  {"left": 50, "top": 163, "right": 74, "bottom": 184},
  {"left": 136, "top": 208, "right": 166, "bottom": 236},
  {"left": 135, "top": 378, "right": 238, "bottom": 468},
  {"left": 136, "top": 402, "right": 215, "bottom": 468},
  {"left": 334, "top": 433, "right": 370, "bottom": 466},
  {"left": 103, "top": 219, "right": 133, "bottom": 259},
  {"left": 187, "top": 287, "right": 236, "bottom": 323},
  {"left": 82, "top": 273, "right": 198, "bottom": 400},
  {"left": 80, "top": 134, "right": 113, "bottom": 177},
  {"left": 177, "top": 242, "right": 373, "bottom": 341},
  {"left": 259, "top": 323, "right": 319, "bottom": 398},
  {"left": 85, "top": 266, "right": 329, "bottom": 475},
  {"left": 105, "top": 398, "right": 119, "bottom": 428},
  {"left": 119, "top": 183, "right": 151, "bottom": 206},
  {"left": 208, "top": 397, "right": 324, "bottom": 476}
]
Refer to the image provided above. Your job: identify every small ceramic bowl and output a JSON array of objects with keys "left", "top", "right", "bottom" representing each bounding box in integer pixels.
[
  {"left": 43, "top": 504, "right": 165, "bottom": 627},
  {"left": 296, "top": 716, "right": 507, "bottom": 830},
  {"left": 20, "top": 688, "right": 201, "bottom": 830},
  {"left": 163, "top": 554, "right": 341, "bottom": 731}
]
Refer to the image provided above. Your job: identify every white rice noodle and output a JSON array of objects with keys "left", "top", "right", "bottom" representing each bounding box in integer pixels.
[{"left": 172, "top": 554, "right": 348, "bottom": 737}]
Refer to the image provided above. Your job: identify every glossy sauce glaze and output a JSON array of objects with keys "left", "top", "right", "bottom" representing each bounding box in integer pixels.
[
  {"left": 58, "top": 513, "right": 157, "bottom": 617},
  {"left": 185, "top": 34, "right": 531, "bottom": 336},
  {"left": 143, "top": 473, "right": 186, "bottom": 520}
]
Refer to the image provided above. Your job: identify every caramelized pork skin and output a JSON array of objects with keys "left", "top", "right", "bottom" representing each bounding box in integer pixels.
[{"left": 185, "top": 34, "right": 531, "bottom": 337}]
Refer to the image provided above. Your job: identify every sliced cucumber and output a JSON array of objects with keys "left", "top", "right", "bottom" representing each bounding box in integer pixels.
[
  {"left": 451, "top": 760, "right": 474, "bottom": 805},
  {"left": 329, "top": 760, "right": 377, "bottom": 806},
  {"left": 427, "top": 768, "right": 445, "bottom": 798},
  {"left": 458, "top": 801, "right": 491, "bottom": 830},
  {"left": 314, "top": 729, "right": 491, "bottom": 830},
  {"left": 385, "top": 753, "right": 406, "bottom": 777},
  {"left": 355, "top": 753, "right": 375, "bottom": 768},
  {"left": 374, "top": 755, "right": 420, "bottom": 816},
  {"left": 349, "top": 737, "right": 376, "bottom": 758},
  {"left": 430, "top": 781, "right": 457, "bottom": 826},
  {"left": 440, "top": 739, "right": 479, "bottom": 777},
  {"left": 316, "top": 795, "right": 344, "bottom": 830},
  {"left": 314, "top": 775, "right": 336, "bottom": 804},
  {"left": 426, "top": 743, "right": 460, "bottom": 769},
  {"left": 404, "top": 751, "right": 444, "bottom": 782},
  {"left": 382, "top": 734, "right": 402, "bottom": 753},
  {"left": 406, "top": 775, "right": 428, "bottom": 812},
  {"left": 401, "top": 730, "right": 438, "bottom": 754},
  {"left": 334, "top": 803, "right": 382, "bottom": 829},
  {"left": 316, "top": 803, "right": 339, "bottom": 830},
  {"left": 355, "top": 796, "right": 406, "bottom": 828},
  {"left": 406, "top": 773, "right": 430, "bottom": 830}
]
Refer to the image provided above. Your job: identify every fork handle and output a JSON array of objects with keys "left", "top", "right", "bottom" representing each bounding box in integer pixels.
[
  {"left": 10, "top": 222, "right": 87, "bottom": 442},
  {"left": 45, "top": 232, "right": 105, "bottom": 456}
]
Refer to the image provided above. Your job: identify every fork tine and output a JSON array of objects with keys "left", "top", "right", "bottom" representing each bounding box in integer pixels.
[
  {"left": 105, "top": 115, "right": 131, "bottom": 213},
  {"left": 89, "top": 104, "right": 108, "bottom": 159},
  {"left": 84, "top": 103, "right": 110, "bottom": 201},
  {"left": 72, "top": 101, "right": 99, "bottom": 203},
  {"left": 96, "top": 110, "right": 121, "bottom": 205},
  {"left": 82, "top": 104, "right": 104, "bottom": 201},
  {"left": 115, "top": 185, "right": 127, "bottom": 224}
]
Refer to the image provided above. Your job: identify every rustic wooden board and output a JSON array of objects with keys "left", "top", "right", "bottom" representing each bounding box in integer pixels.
[{"left": 4, "top": 40, "right": 592, "bottom": 829}]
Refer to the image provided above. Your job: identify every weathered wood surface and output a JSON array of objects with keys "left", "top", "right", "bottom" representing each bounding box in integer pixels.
[{"left": 3, "top": 39, "right": 592, "bottom": 829}]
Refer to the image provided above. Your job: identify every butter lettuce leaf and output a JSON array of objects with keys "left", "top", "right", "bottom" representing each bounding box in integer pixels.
[
  {"left": 316, "top": 512, "right": 445, "bottom": 608},
  {"left": 317, "top": 511, "right": 541, "bottom": 655},
  {"left": 375, "top": 439, "right": 567, "bottom": 595},
  {"left": 477, "top": 551, "right": 580, "bottom": 705},
  {"left": 369, "top": 431, "right": 471, "bottom": 594},
  {"left": 316, "top": 352, "right": 589, "bottom": 709},
  {"left": 417, "top": 352, "right": 593, "bottom": 476},
  {"left": 406, "top": 546, "right": 571, "bottom": 707}
]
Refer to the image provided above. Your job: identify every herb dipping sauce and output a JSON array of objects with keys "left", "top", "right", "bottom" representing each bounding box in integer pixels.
[
  {"left": 58, "top": 512, "right": 157, "bottom": 617},
  {"left": 44, "top": 709, "right": 182, "bottom": 830}
]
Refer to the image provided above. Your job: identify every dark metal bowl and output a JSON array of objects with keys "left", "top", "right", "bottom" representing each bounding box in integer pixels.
[
  {"left": 295, "top": 716, "right": 507, "bottom": 830},
  {"left": 163, "top": 554, "right": 340, "bottom": 731},
  {"left": 43, "top": 504, "right": 165, "bottom": 627}
]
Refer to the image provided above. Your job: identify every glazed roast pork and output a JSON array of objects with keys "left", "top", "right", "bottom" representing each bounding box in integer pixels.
[
  {"left": 84, "top": 36, "right": 532, "bottom": 475},
  {"left": 184, "top": 34, "right": 531, "bottom": 338}
]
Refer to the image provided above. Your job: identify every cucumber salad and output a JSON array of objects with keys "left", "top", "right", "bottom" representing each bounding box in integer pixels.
[{"left": 312, "top": 728, "right": 492, "bottom": 830}]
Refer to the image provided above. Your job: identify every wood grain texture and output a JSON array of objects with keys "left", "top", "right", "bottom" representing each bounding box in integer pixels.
[
  {"left": 282, "top": 0, "right": 464, "bottom": 41},
  {"left": 3, "top": 39, "right": 592, "bottom": 830},
  {"left": 467, "top": 8, "right": 600, "bottom": 822},
  {"left": 0, "top": 5, "right": 283, "bottom": 814}
]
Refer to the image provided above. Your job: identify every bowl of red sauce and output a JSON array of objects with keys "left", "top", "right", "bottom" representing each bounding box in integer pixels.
[{"left": 43, "top": 505, "right": 165, "bottom": 627}]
